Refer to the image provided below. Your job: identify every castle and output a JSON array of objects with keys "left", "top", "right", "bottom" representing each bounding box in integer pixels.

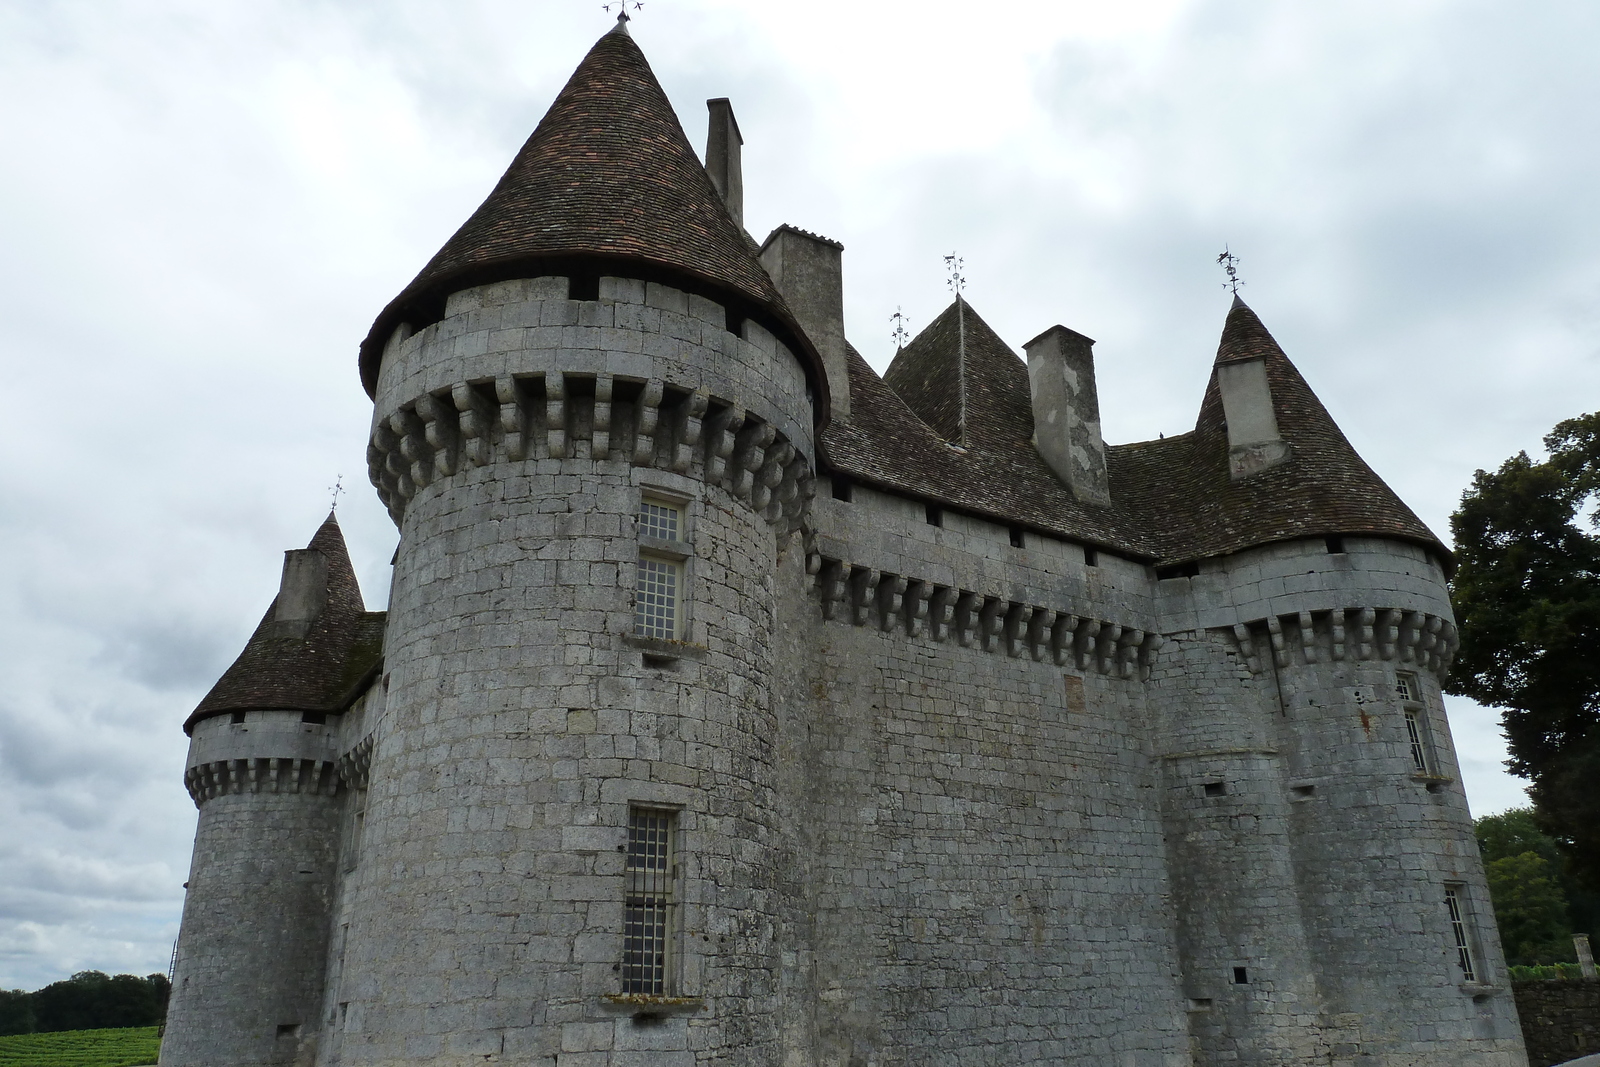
[{"left": 161, "top": 17, "right": 1527, "bottom": 1067}]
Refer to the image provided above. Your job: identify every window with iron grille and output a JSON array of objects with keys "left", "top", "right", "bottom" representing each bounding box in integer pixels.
[
  {"left": 635, "top": 498, "right": 684, "bottom": 640},
  {"left": 1397, "top": 672, "right": 1433, "bottom": 773},
  {"left": 1445, "top": 887, "right": 1477, "bottom": 982},
  {"left": 622, "top": 807, "right": 676, "bottom": 995}
]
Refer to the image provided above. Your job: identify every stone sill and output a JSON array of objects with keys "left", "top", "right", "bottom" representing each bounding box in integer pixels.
[
  {"left": 599, "top": 994, "right": 705, "bottom": 1018},
  {"left": 1460, "top": 982, "right": 1504, "bottom": 998},
  {"left": 622, "top": 635, "right": 707, "bottom": 661}
]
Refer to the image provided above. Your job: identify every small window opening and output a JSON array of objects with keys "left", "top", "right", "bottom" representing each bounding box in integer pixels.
[
  {"left": 1084, "top": 547, "right": 1099, "bottom": 567},
  {"left": 622, "top": 807, "right": 676, "bottom": 995},
  {"left": 230, "top": 711, "right": 247, "bottom": 724},
  {"left": 1396, "top": 673, "right": 1418, "bottom": 702},
  {"left": 1008, "top": 526, "right": 1025, "bottom": 549},
  {"left": 638, "top": 499, "right": 681, "bottom": 542},
  {"left": 1232, "top": 967, "right": 1249, "bottom": 985},
  {"left": 276, "top": 1023, "right": 300, "bottom": 1038},
  {"left": 301, "top": 711, "right": 326, "bottom": 725},
  {"left": 1203, "top": 781, "right": 1227, "bottom": 798},
  {"left": 1445, "top": 887, "right": 1477, "bottom": 982},
  {"left": 1291, "top": 785, "right": 1316, "bottom": 799},
  {"left": 724, "top": 306, "right": 745, "bottom": 336},
  {"left": 642, "top": 653, "right": 678, "bottom": 670},
  {"left": 925, "top": 504, "right": 943, "bottom": 527},
  {"left": 1156, "top": 561, "right": 1200, "bottom": 580},
  {"left": 1406, "top": 711, "right": 1431, "bottom": 773},
  {"left": 568, "top": 274, "right": 599, "bottom": 301},
  {"left": 1325, "top": 535, "right": 1346, "bottom": 554},
  {"left": 1187, "top": 997, "right": 1213, "bottom": 1011},
  {"left": 831, "top": 478, "right": 853, "bottom": 502}
]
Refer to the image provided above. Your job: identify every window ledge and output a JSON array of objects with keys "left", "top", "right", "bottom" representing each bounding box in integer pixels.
[
  {"left": 600, "top": 994, "right": 704, "bottom": 1017},
  {"left": 1412, "top": 773, "right": 1455, "bottom": 784},
  {"left": 639, "top": 536, "right": 690, "bottom": 560},
  {"left": 1460, "top": 982, "right": 1504, "bottom": 997},
  {"left": 623, "top": 634, "right": 708, "bottom": 660}
]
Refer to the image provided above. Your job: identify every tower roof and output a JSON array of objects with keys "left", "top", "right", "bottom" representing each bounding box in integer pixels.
[
  {"left": 1111, "top": 298, "right": 1448, "bottom": 565},
  {"left": 186, "top": 513, "right": 385, "bottom": 733},
  {"left": 357, "top": 23, "right": 828, "bottom": 412},
  {"left": 883, "top": 298, "right": 1036, "bottom": 451}
]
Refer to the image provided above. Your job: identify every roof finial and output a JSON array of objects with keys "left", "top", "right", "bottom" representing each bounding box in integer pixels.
[
  {"left": 1216, "top": 245, "right": 1244, "bottom": 296},
  {"left": 328, "top": 474, "right": 345, "bottom": 512},
  {"left": 890, "top": 306, "right": 910, "bottom": 352},
  {"left": 944, "top": 253, "right": 969, "bottom": 447},
  {"left": 603, "top": 1, "right": 642, "bottom": 22}
]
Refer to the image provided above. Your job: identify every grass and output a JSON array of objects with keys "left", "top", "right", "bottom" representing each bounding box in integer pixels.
[
  {"left": 1510, "top": 962, "right": 1591, "bottom": 981},
  {"left": 0, "top": 1026, "right": 160, "bottom": 1066}
]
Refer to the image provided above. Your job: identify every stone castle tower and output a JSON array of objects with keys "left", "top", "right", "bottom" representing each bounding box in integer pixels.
[{"left": 161, "top": 17, "right": 1527, "bottom": 1067}]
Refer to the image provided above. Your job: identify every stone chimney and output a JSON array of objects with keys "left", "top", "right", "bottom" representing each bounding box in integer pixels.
[
  {"left": 1216, "top": 357, "right": 1289, "bottom": 479},
  {"left": 759, "top": 225, "right": 850, "bottom": 422},
  {"left": 705, "top": 98, "right": 743, "bottom": 229},
  {"left": 272, "top": 548, "right": 328, "bottom": 639},
  {"left": 1023, "top": 325, "right": 1110, "bottom": 506}
]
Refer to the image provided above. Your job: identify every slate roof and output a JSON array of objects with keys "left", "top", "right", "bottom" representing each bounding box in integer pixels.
[
  {"left": 186, "top": 514, "right": 385, "bottom": 733},
  {"left": 824, "top": 296, "right": 1448, "bottom": 568},
  {"left": 827, "top": 300, "right": 1155, "bottom": 555},
  {"left": 357, "top": 20, "right": 828, "bottom": 414}
]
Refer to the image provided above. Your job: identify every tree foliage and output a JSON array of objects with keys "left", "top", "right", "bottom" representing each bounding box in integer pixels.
[
  {"left": 1449, "top": 412, "right": 1600, "bottom": 889},
  {"left": 0, "top": 974, "right": 168, "bottom": 1036},
  {"left": 1483, "top": 851, "right": 1571, "bottom": 966}
]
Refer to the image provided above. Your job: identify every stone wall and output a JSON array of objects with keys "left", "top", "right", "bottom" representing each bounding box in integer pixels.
[{"left": 1514, "top": 979, "right": 1600, "bottom": 1067}]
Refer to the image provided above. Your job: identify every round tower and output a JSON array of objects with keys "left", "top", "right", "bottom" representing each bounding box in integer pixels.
[
  {"left": 330, "top": 20, "right": 824, "bottom": 1066},
  {"left": 163, "top": 517, "right": 379, "bottom": 1067},
  {"left": 1150, "top": 300, "right": 1524, "bottom": 1067}
]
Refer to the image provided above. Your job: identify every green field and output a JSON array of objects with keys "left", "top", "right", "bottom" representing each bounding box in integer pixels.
[{"left": 0, "top": 1026, "right": 160, "bottom": 1066}]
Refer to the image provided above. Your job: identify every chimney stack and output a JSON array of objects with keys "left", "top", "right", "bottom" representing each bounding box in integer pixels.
[
  {"left": 759, "top": 225, "right": 850, "bottom": 422},
  {"left": 1023, "top": 325, "right": 1110, "bottom": 506},
  {"left": 272, "top": 548, "right": 328, "bottom": 639},
  {"left": 705, "top": 98, "right": 744, "bottom": 229}
]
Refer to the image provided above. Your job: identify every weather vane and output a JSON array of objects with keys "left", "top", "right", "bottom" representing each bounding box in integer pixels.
[
  {"left": 1217, "top": 245, "right": 1243, "bottom": 295},
  {"left": 329, "top": 474, "right": 345, "bottom": 511},
  {"left": 603, "top": 0, "right": 642, "bottom": 19},
  {"left": 890, "top": 307, "right": 910, "bottom": 351},
  {"left": 944, "top": 253, "right": 966, "bottom": 296}
]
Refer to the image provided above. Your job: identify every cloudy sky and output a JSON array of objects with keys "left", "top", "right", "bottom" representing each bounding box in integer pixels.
[{"left": 2, "top": 0, "right": 1596, "bottom": 991}]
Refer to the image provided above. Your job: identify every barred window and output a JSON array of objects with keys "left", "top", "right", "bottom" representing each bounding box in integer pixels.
[
  {"left": 622, "top": 807, "right": 676, "bottom": 995},
  {"left": 1445, "top": 887, "right": 1477, "bottom": 982},
  {"left": 634, "top": 557, "right": 680, "bottom": 639},
  {"left": 1396, "top": 673, "right": 1417, "bottom": 702},
  {"left": 1397, "top": 672, "right": 1433, "bottom": 774},
  {"left": 1405, "top": 710, "right": 1431, "bottom": 773},
  {"left": 639, "top": 499, "right": 680, "bottom": 542}
]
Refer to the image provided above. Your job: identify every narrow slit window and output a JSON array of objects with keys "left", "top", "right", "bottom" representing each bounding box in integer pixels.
[
  {"left": 622, "top": 807, "right": 676, "bottom": 995},
  {"left": 1445, "top": 887, "right": 1477, "bottom": 982},
  {"left": 1397, "top": 672, "right": 1433, "bottom": 774},
  {"left": 634, "top": 557, "right": 680, "bottom": 639}
]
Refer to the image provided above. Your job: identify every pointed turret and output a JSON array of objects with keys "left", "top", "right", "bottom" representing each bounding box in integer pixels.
[
  {"left": 357, "top": 23, "right": 828, "bottom": 414},
  {"left": 185, "top": 513, "right": 385, "bottom": 732},
  {"left": 884, "top": 298, "right": 1035, "bottom": 452}
]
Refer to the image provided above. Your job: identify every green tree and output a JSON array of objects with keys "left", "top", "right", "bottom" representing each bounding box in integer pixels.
[
  {"left": 1449, "top": 412, "right": 1600, "bottom": 894},
  {"left": 0, "top": 989, "right": 34, "bottom": 1036}
]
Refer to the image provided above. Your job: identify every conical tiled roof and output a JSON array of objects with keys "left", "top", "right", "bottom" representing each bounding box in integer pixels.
[
  {"left": 357, "top": 21, "right": 827, "bottom": 411},
  {"left": 186, "top": 513, "right": 386, "bottom": 732},
  {"left": 1109, "top": 298, "right": 1448, "bottom": 566}
]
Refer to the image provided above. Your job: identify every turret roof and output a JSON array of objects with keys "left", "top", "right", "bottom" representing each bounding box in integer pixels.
[
  {"left": 186, "top": 513, "right": 385, "bottom": 733},
  {"left": 357, "top": 22, "right": 827, "bottom": 412}
]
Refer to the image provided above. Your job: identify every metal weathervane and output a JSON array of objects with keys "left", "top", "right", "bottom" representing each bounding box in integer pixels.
[
  {"left": 603, "top": 0, "right": 643, "bottom": 19},
  {"left": 1217, "top": 245, "right": 1243, "bottom": 295},
  {"left": 890, "top": 307, "right": 910, "bottom": 351},
  {"left": 944, "top": 253, "right": 966, "bottom": 297},
  {"left": 329, "top": 475, "right": 346, "bottom": 511},
  {"left": 945, "top": 253, "right": 969, "bottom": 447}
]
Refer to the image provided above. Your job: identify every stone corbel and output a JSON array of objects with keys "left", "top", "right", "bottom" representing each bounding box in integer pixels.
[
  {"left": 1376, "top": 608, "right": 1399, "bottom": 661},
  {"left": 904, "top": 580, "right": 932, "bottom": 638},
  {"left": 1096, "top": 623, "right": 1123, "bottom": 675},
  {"left": 1138, "top": 632, "right": 1165, "bottom": 681},
  {"left": 633, "top": 379, "right": 665, "bottom": 465},
  {"left": 1074, "top": 618, "right": 1102, "bottom": 673},
  {"left": 1117, "top": 628, "right": 1143, "bottom": 679},
  {"left": 978, "top": 597, "right": 1004, "bottom": 654},
  {"left": 416, "top": 393, "right": 460, "bottom": 478},
  {"left": 929, "top": 586, "right": 956, "bottom": 643},
  {"left": 817, "top": 559, "right": 848, "bottom": 621},
  {"left": 876, "top": 574, "right": 907, "bottom": 633},
  {"left": 545, "top": 371, "right": 568, "bottom": 459},
  {"left": 1330, "top": 609, "right": 1347, "bottom": 662},
  {"left": 849, "top": 566, "right": 880, "bottom": 627},
  {"left": 1265, "top": 615, "right": 1288, "bottom": 668},
  {"left": 673, "top": 390, "right": 708, "bottom": 473},
  {"left": 391, "top": 408, "right": 433, "bottom": 490},
  {"left": 731, "top": 420, "right": 775, "bottom": 501},
  {"left": 1297, "top": 611, "right": 1319, "bottom": 665},
  {"left": 1027, "top": 608, "right": 1057, "bottom": 662},
  {"left": 1230, "top": 623, "right": 1260, "bottom": 674},
  {"left": 591, "top": 375, "right": 614, "bottom": 460},
  {"left": 953, "top": 591, "right": 979, "bottom": 648},
  {"left": 452, "top": 382, "right": 496, "bottom": 467},
  {"left": 705, "top": 405, "right": 745, "bottom": 485},
  {"left": 495, "top": 376, "right": 529, "bottom": 461}
]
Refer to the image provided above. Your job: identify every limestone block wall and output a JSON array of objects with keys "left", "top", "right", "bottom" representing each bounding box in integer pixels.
[
  {"left": 162, "top": 711, "right": 345, "bottom": 1067},
  {"left": 788, "top": 482, "right": 1189, "bottom": 1067}
]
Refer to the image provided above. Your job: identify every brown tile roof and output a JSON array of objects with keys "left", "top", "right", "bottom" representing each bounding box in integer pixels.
[
  {"left": 357, "top": 21, "right": 828, "bottom": 415},
  {"left": 825, "top": 300, "right": 1155, "bottom": 555},
  {"left": 824, "top": 296, "right": 1448, "bottom": 568},
  {"left": 186, "top": 513, "right": 385, "bottom": 733},
  {"left": 1109, "top": 297, "right": 1448, "bottom": 567}
]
